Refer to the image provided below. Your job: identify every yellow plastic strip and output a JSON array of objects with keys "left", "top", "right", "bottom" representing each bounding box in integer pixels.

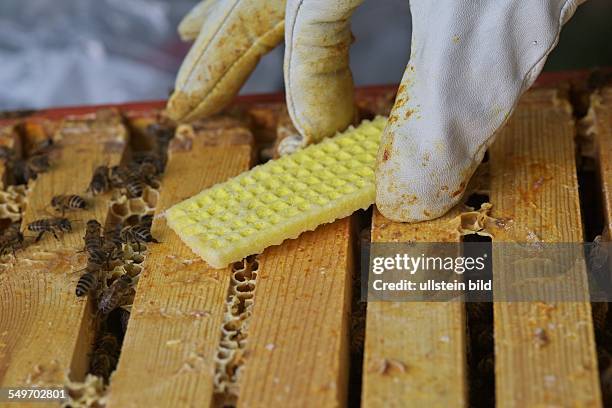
[{"left": 165, "top": 117, "right": 386, "bottom": 268}]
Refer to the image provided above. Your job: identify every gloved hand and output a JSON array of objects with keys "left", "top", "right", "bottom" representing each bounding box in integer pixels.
[{"left": 167, "top": 0, "right": 586, "bottom": 223}]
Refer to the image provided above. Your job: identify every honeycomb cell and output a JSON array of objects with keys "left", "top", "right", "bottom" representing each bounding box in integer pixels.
[
  {"left": 62, "top": 374, "right": 106, "bottom": 408},
  {"left": 0, "top": 185, "right": 28, "bottom": 223},
  {"left": 165, "top": 117, "right": 386, "bottom": 268},
  {"left": 108, "top": 186, "right": 159, "bottom": 225}
]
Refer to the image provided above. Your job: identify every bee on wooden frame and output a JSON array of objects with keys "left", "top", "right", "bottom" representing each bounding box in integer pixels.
[
  {"left": 0, "top": 223, "right": 25, "bottom": 258},
  {"left": 75, "top": 264, "right": 101, "bottom": 297},
  {"left": 27, "top": 217, "right": 72, "bottom": 242},
  {"left": 0, "top": 146, "right": 15, "bottom": 160},
  {"left": 82, "top": 219, "right": 122, "bottom": 270},
  {"left": 120, "top": 223, "right": 159, "bottom": 252},
  {"left": 11, "top": 154, "right": 51, "bottom": 183},
  {"left": 51, "top": 194, "right": 87, "bottom": 215},
  {"left": 109, "top": 164, "right": 145, "bottom": 198},
  {"left": 145, "top": 123, "right": 175, "bottom": 149},
  {"left": 83, "top": 220, "right": 103, "bottom": 251},
  {"left": 88, "top": 165, "right": 111, "bottom": 195},
  {"left": 103, "top": 222, "right": 123, "bottom": 252},
  {"left": 89, "top": 332, "right": 120, "bottom": 382},
  {"left": 30, "top": 138, "right": 55, "bottom": 156},
  {"left": 98, "top": 274, "right": 134, "bottom": 315}
]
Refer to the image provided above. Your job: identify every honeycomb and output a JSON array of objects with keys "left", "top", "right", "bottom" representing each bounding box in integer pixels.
[
  {"left": 166, "top": 117, "right": 386, "bottom": 268},
  {"left": 0, "top": 124, "right": 22, "bottom": 188},
  {"left": 0, "top": 185, "right": 28, "bottom": 222},
  {"left": 0, "top": 124, "right": 22, "bottom": 155},
  {"left": 107, "top": 250, "right": 143, "bottom": 281},
  {"left": 214, "top": 256, "right": 259, "bottom": 405},
  {"left": 455, "top": 202, "right": 496, "bottom": 237},
  {"left": 108, "top": 186, "right": 159, "bottom": 225},
  {"left": 62, "top": 374, "right": 107, "bottom": 408},
  {"left": 98, "top": 234, "right": 145, "bottom": 311},
  {"left": 68, "top": 118, "right": 169, "bottom": 388}
]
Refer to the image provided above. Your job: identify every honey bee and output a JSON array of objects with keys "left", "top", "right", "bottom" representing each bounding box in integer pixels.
[
  {"left": 11, "top": 154, "right": 51, "bottom": 183},
  {"left": 118, "top": 308, "right": 131, "bottom": 334},
  {"left": 133, "top": 151, "right": 165, "bottom": 176},
  {"left": 109, "top": 165, "right": 128, "bottom": 188},
  {"left": 90, "top": 354, "right": 116, "bottom": 382},
  {"left": 51, "top": 194, "right": 87, "bottom": 214},
  {"left": 24, "top": 154, "right": 51, "bottom": 180},
  {"left": 30, "top": 138, "right": 54, "bottom": 155},
  {"left": 98, "top": 274, "right": 134, "bottom": 314},
  {"left": 95, "top": 333, "right": 120, "bottom": 355},
  {"left": 146, "top": 123, "right": 174, "bottom": 147},
  {"left": 27, "top": 217, "right": 72, "bottom": 242},
  {"left": 85, "top": 219, "right": 102, "bottom": 236},
  {"left": 87, "top": 248, "right": 114, "bottom": 270},
  {"left": 136, "top": 162, "right": 160, "bottom": 187},
  {"left": 139, "top": 214, "right": 153, "bottom": 229},
  {"left": 83, "top": 220, "right": 121, "bottom": 270},
  {"left": 83, "top": 219, "right": 103, "bottom": 253},
  {"left": 0, "top": 146, "right": 15, "bottom": 160},
  {"left": 0, "top": 223, "right": 25, "bottom": 258},
  {"left": 109, "top": 165, "right": 144, "bottom": 198},
  {"left": 75, "top": 267, "right": 100, "bottom": 297},
  {"left": 124, "top": 174, "right": 144, "bottom": 198},
  {"left": 102, "top": 245, "right": 123, "bottom": 268},
  {"left": 103, "top": 222, "right": 123, "bottom": 251},
  {"left": 89, "top": 333, "right": 120, "bottom": 382},
  {"left": 88, "top": 165, "right": 111, "bottom": 195},
  {"left": 120, "top": 224, "right": 159, "bottom": 252}
]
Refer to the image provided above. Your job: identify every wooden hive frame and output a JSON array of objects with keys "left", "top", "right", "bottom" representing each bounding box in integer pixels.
[{"left": 0, "top": 71, "right": 611, "bottom": 408}]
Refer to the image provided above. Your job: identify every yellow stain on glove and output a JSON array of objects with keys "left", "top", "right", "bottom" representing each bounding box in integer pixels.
[{"left": 165, "top": 116, "right": 386, "bottom": 268}]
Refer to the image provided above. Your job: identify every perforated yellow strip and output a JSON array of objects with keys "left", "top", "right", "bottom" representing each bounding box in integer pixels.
[{"left": 165, "top": 117, "right": 386, "bottom": 268}]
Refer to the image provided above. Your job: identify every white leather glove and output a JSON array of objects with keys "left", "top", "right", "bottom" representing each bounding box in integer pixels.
[
  {"left": 167, "top": 0, "right": 586, "bottom": 222},
  {"left": 168, "top": 0, "right": 286, "bottom": 122}
]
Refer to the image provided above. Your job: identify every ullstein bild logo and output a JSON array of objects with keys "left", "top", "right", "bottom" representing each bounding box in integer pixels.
[{"left": 371, "top": 279, "right": 492, "bottom": 292}]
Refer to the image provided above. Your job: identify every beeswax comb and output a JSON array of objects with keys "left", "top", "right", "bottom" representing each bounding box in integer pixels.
[{"left": 165, "top": 116, "right": 386, "bottom": 268}]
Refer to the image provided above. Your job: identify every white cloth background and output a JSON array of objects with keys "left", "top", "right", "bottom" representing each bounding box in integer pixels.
[
  {"left": 0, "top": 0, "right": 608, "bottom": 110},
  {"left": 0, "top": 0, "right": 410, "bottom": 110}
]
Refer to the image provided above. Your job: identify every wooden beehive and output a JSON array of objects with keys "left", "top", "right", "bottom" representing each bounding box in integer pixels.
[{"left": 0, "top": 72, "right": 611, "bottom": 408}]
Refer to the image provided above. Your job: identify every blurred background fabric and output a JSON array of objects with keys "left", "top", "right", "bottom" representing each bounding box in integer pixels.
[{"left": 0, "top": 0, "right": 610, "bottom": 110}]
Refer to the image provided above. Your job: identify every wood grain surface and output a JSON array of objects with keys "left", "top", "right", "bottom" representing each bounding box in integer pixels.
[
  {"left": 0, "top": 111, "right": 128, "bottom": 399},
  {"left": 591, "top": 87, "right": 612, "bottom": 234},
  {"left": 488, "top": 89, "right": 601, "bottom": 407},
  {"left": 106, "top": 119, "right": 253, "bottom": 408},
  {"left": 362, "top": 208, "right": 468, "bottom": 407},
  {"left": 238, "top": 218, "right": 355, "bottom": 408}
]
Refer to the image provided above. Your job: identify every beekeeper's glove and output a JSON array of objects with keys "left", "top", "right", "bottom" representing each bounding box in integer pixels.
[{"left": 167, "top": 0, "right": 586, "bottom": 223}]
